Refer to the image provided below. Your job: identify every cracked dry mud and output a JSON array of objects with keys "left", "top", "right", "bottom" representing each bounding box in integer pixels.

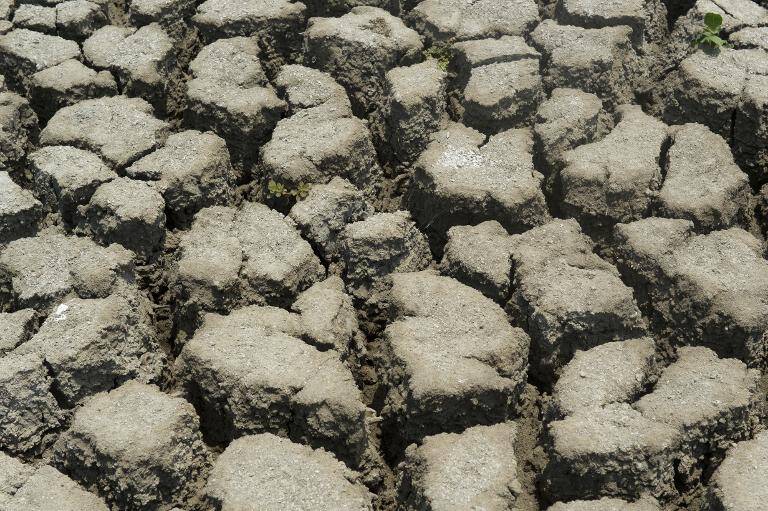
[{"left": 0, "top": 0, "right": 767, "bottom": 510}]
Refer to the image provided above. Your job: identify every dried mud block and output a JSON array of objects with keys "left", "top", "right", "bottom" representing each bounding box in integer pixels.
[
  {"left": 288, "top": 177, "right": 372, "bottom": 264},
  {"left": 380, "top": 271, "right": 530, "bottom": 444},
  {"left": 409, "top": 0, "right": 539, "bottom": 44},
  {"left": 171, "top": 202, "right": 324, "bottom": 338},
  {"left": 612, "top": 218, "right": 768, "bottom": 367},
  {"left": 547, "top": 497, "right": 662, "bottom": 511},
  {"left": 53, "top": 381, "right": 211, "bottom": 511},
  {"left": 0, "top": 309, "right": 36, "bottom": 356},
  {"left": 406, "top": 124, "right": 550, "bottom": 241},
  {"left": 339, "top": 210, "right": 433, "bottom": 301},
  {"left": 635, "top": 346, "right": 761, "bottom": 483},
  {"left": 129, "top": 0, "right": 196, "bottom": 34},
  {"left": 13, "top": 292, "right": 164, "bottom": 407},
  {"left": 559, "top": 105, "right": 668, "bottom": 237},
  {"left": 461, "top": 56, "right": 543, "bottom": 134},
  {"left": 730, "top": 25, "right": 768, "bottom": 50},
  {"left": 0, "top": 230, "right": 135, "bottom": 312},
  {"left": 30, "top": 146, "right": 115, "bottom": 225},
  {"left": 126, "top": 130, "right": 235, "bottom": 227},
  {"left": 40, "top": 96, "right": 169, "bottom": 170},
  {"left": 304, "top": 6, "right": 422, "bottom": 114},
  {"left": 12, "top": 5, "right": 56, "bottom": 33},
  {"left": 175, "top": 306, "right": 373, "bottom": 468},
  {"left": 663, "top": 47, "right": 768, "bottom": 184},
  {"left": 530, "top": 20, "right": 641, "bottom": 109},
  {"left": 378, "top": 60, "right": 447, "bottom": 168},
  {"left": 533, "top": 87, "right": 611, "bottom": 181},
  {"left": 0, "top": 91, "right": 38, "bottom": 171},
  {"left": 204, "top": 434, "right": 373, "bottom": 511},
  {"left": 192, "top": 0, "right": 306, "bottom": 59},
  {"left": 0, "top": 171, "right": 43, "bottom": 245},
  {"left": 551, "top": 337, "right": 657, "bottom": 417},
  {"left": 658, "top": 123, "right": 754, "bottom": 232},
  {"left": 55, "top": 0, "right": 108, "bottom": 40},
  {"left": 555, "top": 0, "right": 668, "bottom": 48},
  {"left": 0, "top": 459, "right": 109, "bottom": 511},
  {"left": 260, "top": 89, "right": 382, "bottom": 196},
  {"left": 451, "top": 35, "right": 541, "bottom": 89},
  {"left": 29, "top": 59, "right": 117, "bottom": 121},
  {"left": 76, "top": 177, "right": 166, "bottom": 260},
  {"left": 0, "top": 353, "right": 62, "bottom": 455},
  {"left": 185, "top": 37, "right": 286, "bottom": 157},
  {"left": 83, "top": 24, "right": 175, "bottom": 113},
  {"left": 439, "top": 221, "right": 513, "bottom": 302},
  {"left": 507, "top": 219, "right": 646, "bottom": 381},
  {"left": 707, "top": 430, "right": 768, "bottom": 511},
  {"left": 542, "top": 403, "right": 679, "bottom": 502},
  {"left": 274, "top": 63, "right": 353, "bottom": 115},
  {"left": 0, "top": 29, "right": 81, "bottom": 92},
  {"left": 396, "top": 422, "right": 521, "bottom": 510}
]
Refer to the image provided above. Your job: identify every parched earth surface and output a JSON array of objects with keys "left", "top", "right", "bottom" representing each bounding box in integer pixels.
[{"left": 1, "top": 0, "right": 768, "bottom": 510}]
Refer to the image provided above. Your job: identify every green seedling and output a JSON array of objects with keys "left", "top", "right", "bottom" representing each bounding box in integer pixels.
[
  {"left": 423, "top": 45, "right": 451, "bottom": 72},
  {"left": 692, "top": 12, "right": 729, "bottom": 49},
  {"left": 267, "top": 179, "right": 311, "bottom": 201}
]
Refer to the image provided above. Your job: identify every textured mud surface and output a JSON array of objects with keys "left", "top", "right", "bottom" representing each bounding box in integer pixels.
[{"left": 0, "top": 0, "right": 767, "bottom": 510}]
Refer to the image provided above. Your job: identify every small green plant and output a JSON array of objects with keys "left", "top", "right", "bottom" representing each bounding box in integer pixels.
[
  {"left": 267, "top": 180, "right": 312, "bottom": 201},
  {"left": 692, "top": 12, "right": 729, "bottom": 49},
  {"left": 423, "top": 45, "right": 451, "bottom": 72}
]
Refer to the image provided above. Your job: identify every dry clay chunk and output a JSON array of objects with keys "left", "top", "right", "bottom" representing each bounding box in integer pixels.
[
  {"left": 172, "top": 202, "right": 324, "bottom": 335},
  {"left": 30, "top": 59, "right": 117, "bottom": 121},
  {"left": 379, "top": 60, "right": 447, "bottom": 167},
  {"left": 396, "top": 422, "right": 521, "bottom": 511},
  {"left": 54, "top": 381, "right": 211, "bottom": 511},
  {"left": 664, "top": 47, "right": 768, "bottom": 183},
  {"left": 707, "top": 430, "right": 768, "bottom": 511},
  {"left": 555, "top": 0, "right": 668, "bottom": 47},
  {"left": 560, "top": 105, "right": 668, "bottom": 236},
  {"left": 77, "top": 177, "right": 166, "bottom": 260},
  {"left": 409, "top": 0, "right": 539, "bottom": 43},
  {"left": 533, "top": 87, "right": 611, "bottom": 176},
  {"left": 340, "top": 210, "right": 433, "bottom": 301},
  {"left": 0, "top": 459, "right": 109, "bottom": 511},
  {"left": 13, "top": 292, "right": 164, "bottom": 407},
  {"left": 0, "top": 29, "right": 81, "bottom": 90},
  {"left": 126, "top": 130, "right": 235, "bottom": 226},
  {"left": 0, "top": 91, "right": 37, "bottom": 171},
  {"left": 407, "top": 123, "right": 550, "bottom": 239},
  {"left": 260, "top": 92, "right": 382, "bottom": 194},
  {"left": 612, "top": 218, "right": 768, "bottom": 366},
  {"left": 530, "top": 20, "right": 640, "bottom": 108},
  {"left": 547, "top": 497, "right": 661, "bottom": 511},
  {"left": 658, "top": 123, "right": 754, "bottom": 232},
  {"left": 0, "top": 353, "right": 62, "bottom": 455},
  {"left": 461, "top": 56, "right": 542, "bottom": 134},
  {"left": 274, "top": 63, "right": 352, "bottom": 114},
  {"left": 83, "top": 24, "right": 174, "bottom": 109},
  {"left": 55, "top": 0, "right": 108, "bottom": 40},
  {"left": 634, "top": 347, "right": 761, "bottom": 480},
  {"left": 0, "top": 171, "right": 43, "bottom": 245},
  {"left": 30, "top": 145, "right": 115, "bottom": 225},
  {"left": 193, "top": 0, "right": 306, "bottom": 58},
  {"left": 304, "top": 6, "right": 422, "bottom": 114},
  {"left": 0, "top": 309, "right": 36, "bottom": 356},
  {"left": 450, "top": 35, "right": 541, "bottom": 89},
  {"left": 543, "top": 403, "right": 679, "bottom": 502},
  {"left": 382, "top": 271, "right": 530, "bottom": 443},
  {"left": 0, "top": 231, "right": 135, "bottom": 311},
  {"left": 40, "top": 96, "right": 169, "bottom": 169},
  {"left": 507, "top": 219, "right": 646, "bottom": 381},
  {"left": 12, "top": 5, "right": 57, "bottom": 33},
  {"left": 205, "top": 434, "right": 373, "bottom": 511},
  {"left": 129, "top": 0, "right": 196, "bottom": 31},
  {"left": 175, "top": 306, "right": 371, "bottom": 467},
  {"left": 186, "top": 37, "right": 285, "bottom": 153},
  {"left": 552, "top": 337, "right": 657, "bottom": 418},
  {"left": 288, "top": 177, "right": 372, "bottom": 264}
]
